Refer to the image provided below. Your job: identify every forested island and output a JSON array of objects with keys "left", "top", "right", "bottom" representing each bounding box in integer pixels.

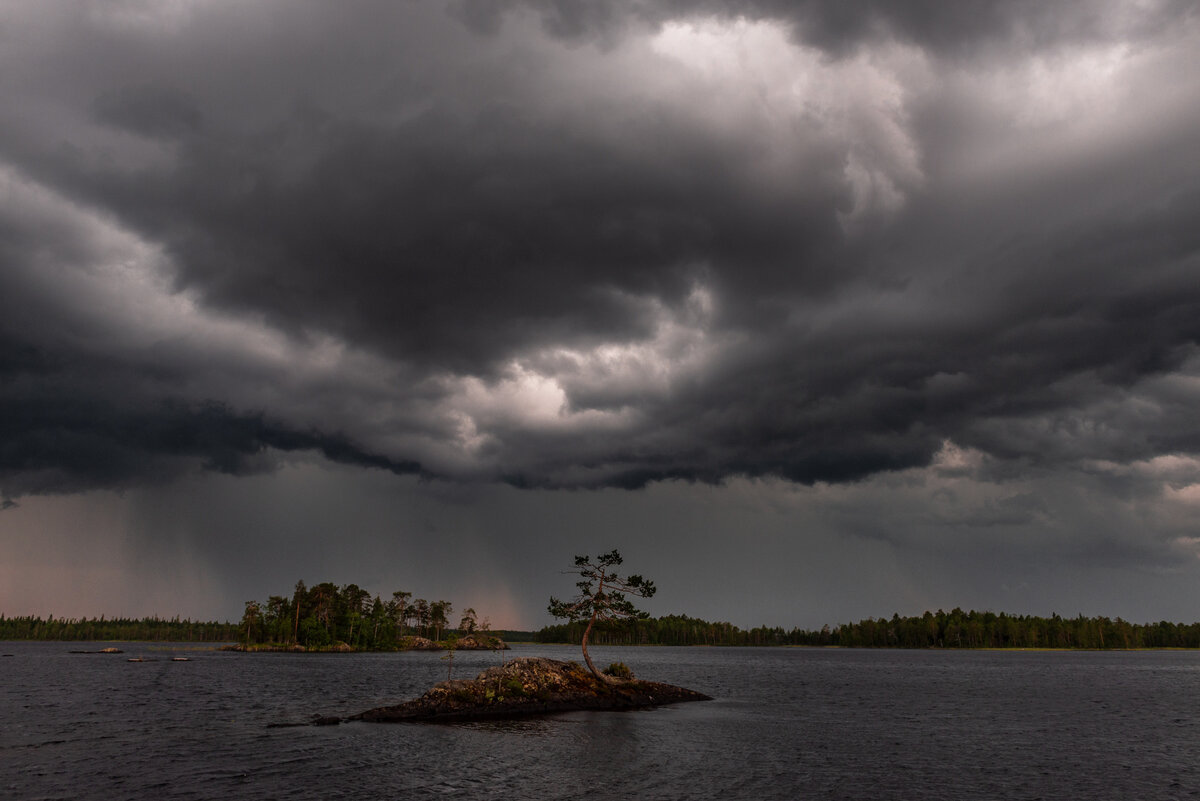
[{"left": 230, "top": 580, "right": 513, "bottom": 651}]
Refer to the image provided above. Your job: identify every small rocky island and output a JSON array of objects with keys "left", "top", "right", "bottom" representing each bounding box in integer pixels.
[{"left": 347, "top": 657, "right": 711, "bottom": 724}]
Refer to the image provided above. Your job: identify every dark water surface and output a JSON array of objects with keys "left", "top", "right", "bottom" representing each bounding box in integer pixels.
[{"left": 3, "top": 642, "right": 1200, "bottom": 799}]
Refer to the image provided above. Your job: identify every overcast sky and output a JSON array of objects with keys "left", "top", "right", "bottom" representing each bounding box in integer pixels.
[{"left": 3, "top": 0, "right": 1200, "bottom": 630}]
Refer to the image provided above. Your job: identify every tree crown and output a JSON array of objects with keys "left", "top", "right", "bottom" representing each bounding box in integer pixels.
[{"left": 547, "top": 549, "right": 656, "bottom": 624}]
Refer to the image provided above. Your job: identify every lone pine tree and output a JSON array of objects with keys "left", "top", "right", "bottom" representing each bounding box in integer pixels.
[{"left": 547, "top": 549, "right": 656, "bottom": 680}]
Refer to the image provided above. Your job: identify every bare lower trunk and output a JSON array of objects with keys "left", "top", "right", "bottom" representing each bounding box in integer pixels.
[
  {"left": 576, "top": 613, "right": 609, "bottom": 681},
  {"left": 581, "top": 613, "right": 601, "bottom": 679}
]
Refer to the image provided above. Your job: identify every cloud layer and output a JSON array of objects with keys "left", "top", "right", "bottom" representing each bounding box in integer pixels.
[{"left": 2, "top": 0, "right": 1199, "bottom": 506}]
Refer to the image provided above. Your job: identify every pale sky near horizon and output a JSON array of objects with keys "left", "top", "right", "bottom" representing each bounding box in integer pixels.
[{"left": 3, "top": 1, "right": 1200, "bottom": 630}]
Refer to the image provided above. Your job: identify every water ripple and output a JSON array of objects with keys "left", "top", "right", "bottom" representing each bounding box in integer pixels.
[{"left": 4, "top": 644, "right": 1200, "bottom": 799}]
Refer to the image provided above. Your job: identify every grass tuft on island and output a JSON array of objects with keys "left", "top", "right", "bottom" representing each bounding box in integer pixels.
[{"left": 344, "top": 657, "right": 711, "bottom": 724}]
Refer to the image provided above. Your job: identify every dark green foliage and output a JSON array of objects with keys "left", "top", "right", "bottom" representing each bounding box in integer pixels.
[
  {"left": 235, "top": 581, "right": 467, "bottom": 650},
  {"left": 603, "top": 661, "right": 632, "bottom": 679},
  {"left": 547, "top": 550, "right": 655, "bottom": 625},
  {"left": 10, "top": 599, "right": 1198, "bottom": 651},
  {"left": 547, "top": 549, "right": 657, "bottom": 678},
  {"left": 534, "top": 610, "right": 1200, "bottom": 649},
  {"left": 1, "top": 579, "right": 507, "bottom": 649},
  {"left": 0, "top": 614, "right": 239, "bottom": 642}
]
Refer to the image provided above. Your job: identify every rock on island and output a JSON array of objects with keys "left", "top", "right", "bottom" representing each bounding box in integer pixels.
[{"left": 350, "top": 657, "right": 711, "bottom": 723}]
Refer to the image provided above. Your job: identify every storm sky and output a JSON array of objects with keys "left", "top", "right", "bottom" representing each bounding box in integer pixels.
[{"left": 3, "top": 0, "right": 1200, "bottom": 629}]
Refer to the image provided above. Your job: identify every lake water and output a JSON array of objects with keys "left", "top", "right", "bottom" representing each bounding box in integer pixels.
[{"left": 3, "top": 642, "right": 1200, "bottom": 800}]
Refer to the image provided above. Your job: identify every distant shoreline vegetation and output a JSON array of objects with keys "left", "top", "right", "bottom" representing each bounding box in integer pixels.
[
  {"left": 0, "top": 615, "right": 239, "bottom": 642},
  {"left": 0, "top": 578, "right": 532, "bottom": 647},
  {"left": 534, "top": 610, "right": 1200, "bottom": 650},
  {"left": 6, "top": 607, "right": 1200, "bottom": 649}
]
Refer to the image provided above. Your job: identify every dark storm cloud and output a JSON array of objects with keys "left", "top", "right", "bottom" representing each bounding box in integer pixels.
[
  {"left": 0, "top": 160, "right": 427, "bottom": 498},
  {"left": 0, "top": 366, "right": 425, "bottom": 498},
  {"left": 1, "top": 0, "right": 1199, "bottom": 497},
  {"left": 35, "top": 81, "right": 843, "bottom": 374},
  {"left": 461, "top": 0, "right": 1195, "bottom": 55},
  {"left": 91, "top": 84, "right": 203, "bottom": 140}
]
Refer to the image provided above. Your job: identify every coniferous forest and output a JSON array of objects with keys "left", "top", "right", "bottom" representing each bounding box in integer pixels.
[
  {"left": 231, "top": 580, "right": 510, "bottom": 650},
  {"left": 7, "top": 599, "right": 1200, "bottom": 650},
  {"left": 534, "top": 609, "right": 1200, "bottom": 650},
  {"left": 0, "top": 615, "right": 239, "bottom": 642},
  {"left": 0, "top": 580, "right": 518, "bottom": 648}
]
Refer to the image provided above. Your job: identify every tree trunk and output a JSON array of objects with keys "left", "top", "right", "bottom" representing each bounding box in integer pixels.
[{"left": 581, "top": 612, "right": 603, "bottom": 680}]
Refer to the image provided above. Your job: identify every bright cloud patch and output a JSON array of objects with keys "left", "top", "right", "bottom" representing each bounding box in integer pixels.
[{"left": 650, "top": 18, "right": 928, "bottom": 230}]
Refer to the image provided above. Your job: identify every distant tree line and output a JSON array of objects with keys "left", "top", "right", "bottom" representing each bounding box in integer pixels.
[
  {"left": 535, "top": 609, "right": 1200, "bottom": 649},
  {"left": 535, "top": 614, "right": 792, "bottom": 647},
  {"left": 0, "top": 580, "right": 498, "bottom": 648},
  {"left": 0, "top": 615, "right": 239, "bottom": 642},
  {"left": 10, "top": 604, "right": 1200, "bottom": 649}
]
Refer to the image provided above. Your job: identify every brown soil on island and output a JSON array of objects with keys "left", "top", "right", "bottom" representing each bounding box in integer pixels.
[{"left": 349, "top": 657, "right": 711, "bottom": 724}]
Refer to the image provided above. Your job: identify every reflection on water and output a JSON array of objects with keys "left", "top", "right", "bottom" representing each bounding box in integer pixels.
[
  {"left": 3, "top": 642, "right": 1200, "bottom": 799},
  {"left": 450, "top": 718, "right": 554, "bottom": 735}
]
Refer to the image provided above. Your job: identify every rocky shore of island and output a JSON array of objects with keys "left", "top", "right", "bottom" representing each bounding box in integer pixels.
[{"left": 347, "top": 656, "right": 711, "bottom": 724}]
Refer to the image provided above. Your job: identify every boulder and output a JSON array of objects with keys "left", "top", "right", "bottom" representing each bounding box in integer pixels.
[
  {"left": 401, "top": 636, "right": 441, "bottom": 651},
  {"left": 452, "top": 635, "right": 510, "bottom": 650}
]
